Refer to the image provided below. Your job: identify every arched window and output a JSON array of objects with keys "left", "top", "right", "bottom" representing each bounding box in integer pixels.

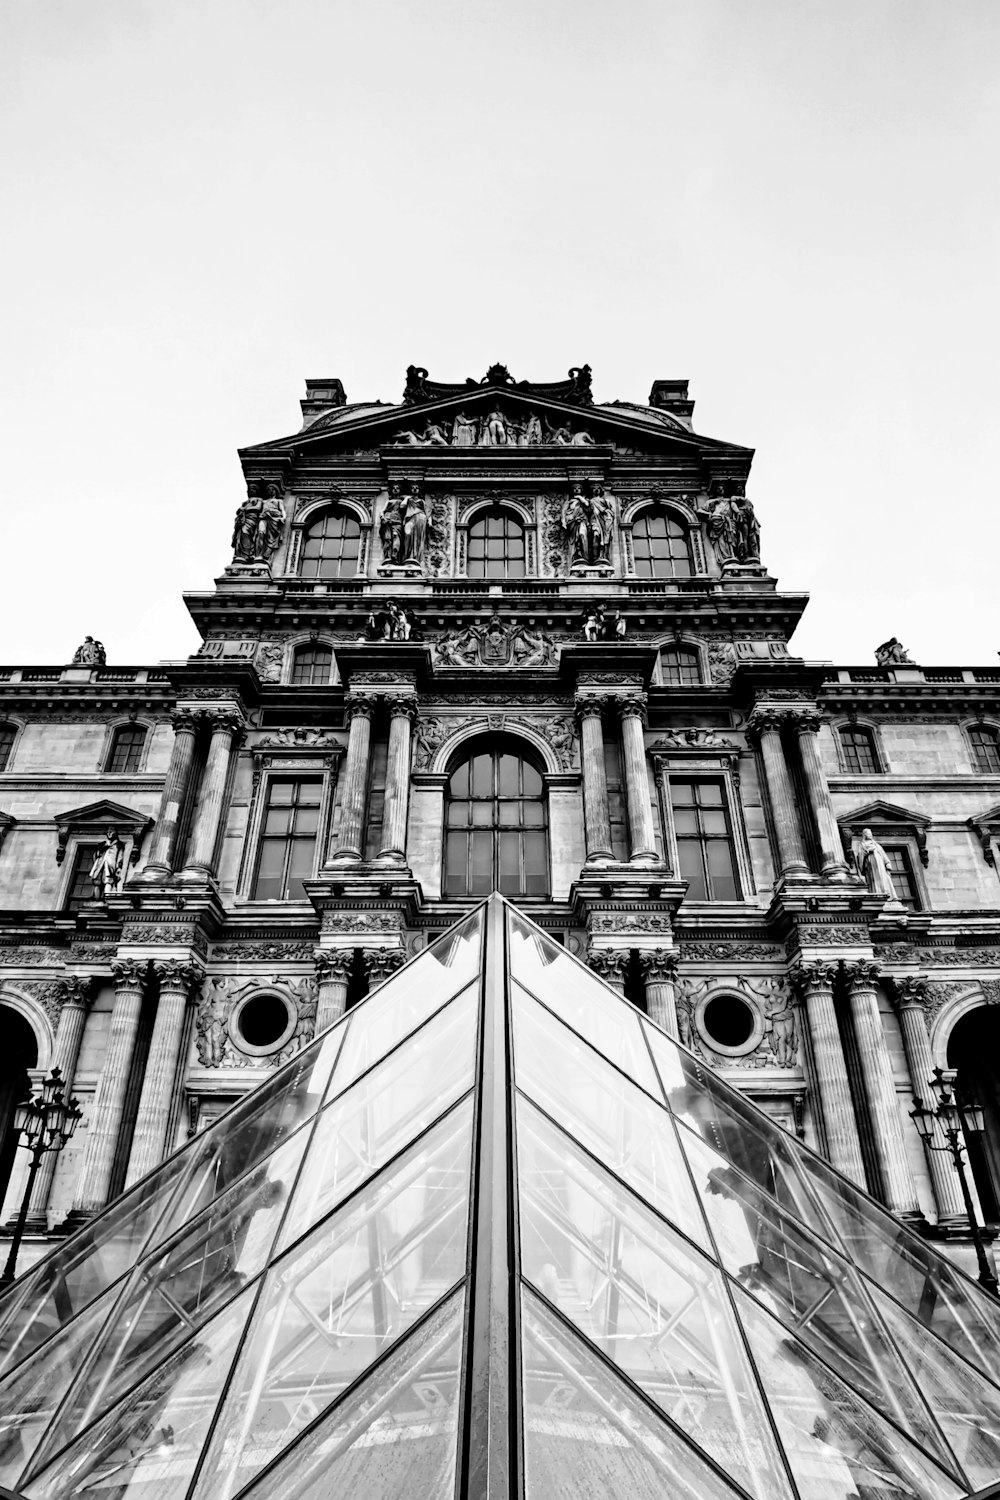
[
  {"left": 661, "top": 646, "right": 701, "bottom": 687},
  {"left": 0, "top": 725, "right": 15, "bottom": 773},
  {"left": 467, "top": 507, "right": 525, "bottom": 580},
  {"left": 300, "top": 508, "right": 362, "bottom": 580},
  {"left": 291, "top": 644, "right": 334, "bottom": 687},
  {"left": 444, "top": 741, "right": 548, "bottom": 898},
  {"left": 105, "top": 725, "right": 146, "bottom": 774},
  {"left": 839, "top": 726, "right": 881, "bottom": 774},
  {"left": 969, "top": 725, "right": 1000, "bottom": 774},
  {"left": 0, "top": 1006, "right": 37, "bottom": 1216},
  {"left": 632, "top": 510, "right": 692, "bottom": 579}
]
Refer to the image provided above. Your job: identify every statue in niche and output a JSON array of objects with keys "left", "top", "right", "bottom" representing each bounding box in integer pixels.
[
  {"left": 71, "top": 635, "right": 106, "bottom": 666},
  {"left": 697, "top": 482, "right": 737, "bottom": 564},
  {"left": 196, "top": 977, "right": 230, "bottom": 1068},
  {"left": 89, "top": 828, "right": 124, "bottom": 898},
  {"left": 767, "top": 992, "right": 798, "bottom": 1067},
  {"left": 562, "top": 481, "right": 613, "bottom": 567},
  {"left": 379, "top": 483, "right": 406, "bottom": 563},
  {"left": 381, "top": 481, "right": 430, "bottom": 567},
  {"left": 402, "top": 487, "right": 430, "bottom": 563},
  {"left": 854, "top": 828, "right": 899, "bottom": 901},
  {"left": 452, "top": 411, "right": 478, "bottom": 447},
  {"left": 875, "top": 637, "right": 913, "bottom": 666}
]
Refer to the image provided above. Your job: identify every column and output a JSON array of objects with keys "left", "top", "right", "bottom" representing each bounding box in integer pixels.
[
  {"left": 843, "top": 961, "right": 920, "bottom": 1215},
  {"left": 748, "top": 710, "right": 809, "bottom": 878},
  {"left": 74, "top": 959, "right": 148, "bottom": 1215},
  {"left": 575, "top": 697, "right": 613, "bottom": 864},
  {"left": 796, "top": 714, "right": 850, "bottom": 879},
  {"left": 180, "top": 712, "right": 242, "bottom": 881},
  {"left": 793, "top": 962, "right": 866, "bottom": 1185},
  {"left": 327, "top": 695, "right": 375, "bottom": 864},
  {"left": 125, "top": 961, "right": 201, "bottom": 1188},
  {"left": 639, "top": 949, "right": 679, "bottom": 1038},
  {"left": 617, "top": 693, "right": 658, "bottom": 864},
  {"left": 314, "top": 949, "right": 353, "bottom": 1030},
  {"left": 25, "top": 977, "right": 94, "bottom": 1229},
  {"left": 135, "top": 712, "right": 200, "bottom": 881},
  {"left": 364, "top": 948, "right": 406, "bottom": 991},
  {"left": 588, "top": 949, "right": 628, "bottom": 995},
  {"left": 892, "top": 976, "right": 966, "bottom": 1225},
  {"left": 377, "top": 696, "right": 416, "bottom": 866}
]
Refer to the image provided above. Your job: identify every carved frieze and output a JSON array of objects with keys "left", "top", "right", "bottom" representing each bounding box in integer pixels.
[
  {"left": 432, "top": 618, "right": 556, "bottom": 669},
  {"left": 321, "top": 911, "right": 404, "bottom": 934},
  {"left": 211, "top": 942, "right": 317, "bottom": 962},
  {"left": 676, "top": 942, "right": 781, "bottom": 962},
  {"left": 589, "top": 912, "right": 672, "bottom": 936},
  {"left": 0, "top": 947, "right": 67, "bottom": 967}
]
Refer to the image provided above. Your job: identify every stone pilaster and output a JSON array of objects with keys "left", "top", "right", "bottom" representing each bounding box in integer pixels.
[
  {"left": 74, "top": 959, "right": 149, "bottom": 1214},
  {"left": 575, "top": 697, "right": 613, "bottom": 864},
  {"left": 795, "top": 713, "right": 850, "bottom": 880},
  {"left": 134, "top": 711, "right": 200, "bottom": 881},
  {"left": 314, "top": 949, "right": 353, "bottom": 1030},
  {"left": 180, "top": 712, "right": 243, "bottom": 881},
  {"left": 616, "top": 693, "right": 658, "bottom": 864},
  {"left": 25, "top": 977, "right": 93, "bottom": 1228},
  {"left": 842, "top": 961, "right": 919, "bottom": 1215},
  {"left": 891, "top": 976, "right": 966, "bottom": 1225},
  {"left": 377, "top": 696, "right": 416, "bottom": 866},
  {"left": 363, "top": 947, "right": 406, "bottom": 991},
  {"left": 588, "top": 948, "right": 629, "bottom": 995},
  {"left": 792, "top": 962, "right": 866, "bottom": 1185},
  {"left": 747, "top": 710, "right": 809, "bottom": 879},
  {"left": 327, "top": 694, "right": 375, "bottom": 864},
  {"left": 639, "top": 949, "right": 679, "bottom": 1037},
  {"left": 125, "top": 960, "right": 202, "bottom": 1188}
]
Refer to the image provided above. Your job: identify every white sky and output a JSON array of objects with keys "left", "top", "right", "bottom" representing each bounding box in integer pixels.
[{"left": 2, "top": 0, "right": 998, "bottom": 667}]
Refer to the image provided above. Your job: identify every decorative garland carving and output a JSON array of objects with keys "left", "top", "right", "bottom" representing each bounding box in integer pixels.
[
  {"left": 211, "top": 942, "right": 317, "bottom": 962},
  {"left": 321, "top": 911, "right": 404, "bottom": 934},
  {"left": 676, "top": 942, "right": 781, "bottom": 962}
]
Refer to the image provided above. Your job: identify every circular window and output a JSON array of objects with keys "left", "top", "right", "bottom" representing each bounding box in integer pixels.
[
  {"left": 696, "top": 992, "right": 763, "bottom": 1058},
  {"left": 229, "top": 991, "right": 297, "bottom": 1057}
]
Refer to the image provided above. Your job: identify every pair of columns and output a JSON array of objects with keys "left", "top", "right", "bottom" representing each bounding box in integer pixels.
[
  {"left": 328, "top": 693, "right": 416, "bottom": 867},
  {"left": 314, "top": 945, "right": 406, "bottom": 1029},
  {"left": 139, "top": 708, "right": 244, "bottom": 883},
  {"left": 577, "top": 692, "right": 658, "bottom": 865},
  {"left": 748, "top": 707, "right": 848, "bottom": 881},
  {"left": 588, "top": 947, "right": 679, "bottom": 1037},
  {"left": 75, "top": 958, "right": 201, "bottom": 1214}
]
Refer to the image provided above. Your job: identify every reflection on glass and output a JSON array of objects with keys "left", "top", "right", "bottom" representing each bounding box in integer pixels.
[
  {"left": 29, "top": 1132, "right": 308, "bottom": 1471},
  {"left": 732, "top": 1287, "right": 965, "bottom": 1500},
  {"left": 507, "top": 912, "right": 660, "bottom": 1096},
  {"left": 516, "top": 1096, "right": 791, "bottom": 1500},
  {"left": 235, "top": 1288, "right": 465, "bottom": 1500},
  {"left": 22, "top": 1282, "right": 257, "bottom": 1499},
  {"left": 511, "top": 986, "right": 709, "bottom": 1250},
  {"left": 522, "top": 1286, "right": 744, "bottom": 1500},
  {"left": 330, "top": 908, "right": 482, "bottom": 1096},
  {"left": 194, "top": 1101, "right": 474, "bottom": 1500},
  {"left": 277, "top": 987, "right": 478, "bottom": 1253},
  {"left": 679, "top": 1124, "right": 957, "bottom": 1475}
]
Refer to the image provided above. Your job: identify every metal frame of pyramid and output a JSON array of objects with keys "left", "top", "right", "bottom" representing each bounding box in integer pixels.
[{"left": 0, "top": 895, "right": 999, "bottom": 1497}]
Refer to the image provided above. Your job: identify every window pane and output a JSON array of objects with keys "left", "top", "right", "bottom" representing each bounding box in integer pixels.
[
  {"left": 0, "top": 727, "right": 15, "bottom": 772},
  {"left": 443, "top": 745, "right": 548, "bottom": 898},
  {"left": 970, "top": 728, "right": 1000, "bottom": 773},
  {"left": 677, "top": 840, "right": 707, "bottom": 898},
  {"left": 253, "top": 780, "right": 322, "bottom": 900}
]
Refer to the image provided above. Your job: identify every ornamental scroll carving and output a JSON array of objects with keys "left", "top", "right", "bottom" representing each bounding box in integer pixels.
[
  {"left": 432, "top": 618, "right": 556, "bottom": 669},
  {"left": 675, "top": 974, "right": 799, "bottom": 1070}
]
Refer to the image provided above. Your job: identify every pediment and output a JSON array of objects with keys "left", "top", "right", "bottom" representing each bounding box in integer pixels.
[
  {"left": 837, "top": 800, "right": 931, "bottom": 831},
  {"left": 54, "top": 800, "right": 154, "bottom": 863}
]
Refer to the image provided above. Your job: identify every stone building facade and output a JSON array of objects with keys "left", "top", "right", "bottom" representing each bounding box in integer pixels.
[{"left": 1, "top": 361, "right": 999, "bottom": 1279}]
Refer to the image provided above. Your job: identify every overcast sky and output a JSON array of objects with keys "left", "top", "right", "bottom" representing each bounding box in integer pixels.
[{"left": 2, "top": 1, "right": 997, "bottom": 667}]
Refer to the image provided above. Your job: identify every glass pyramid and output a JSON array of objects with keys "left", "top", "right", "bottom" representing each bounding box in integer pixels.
[{"left": 0, "top": 896, "right": 999, "bottom": 1498}]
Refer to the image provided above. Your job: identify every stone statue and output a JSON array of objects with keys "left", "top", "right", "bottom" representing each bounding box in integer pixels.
[
  {"left": 402, "top": 487, "right": 429, "bottom": 564},
  {"left": 855, "top": 828, "right": 899, "bottom": 900},
  {"left": 588, "top": 484, "right": 614, "bottom": 563},
  {"left": 697, "top": 483, "right": 736, "bottom": 564},
  {"left": 875, "top": 637, "right": 913, "bottom": 666},
  {"left": 387, "top": 602, "right": 412, "bottom": 640},
  {"left": 482, "top": 407, "right": 508, "bottom": 446},
  {"left": 452, "top": 411, "right": 478, "bottom": 447},
  {"left": 562, "top": 484, "right": 590, "bottom": 565},
  {"left": 403, "top": 365, "right": 430, "bottom": 405},
  {"left": 730, "top": 488, "right": 760, "bottom": 561},
  {"left": 570, "top": 427, "right": 595, "bottom": 446},
  {"left": 196, "top": 977, "right": 230, "bottom": 1068},
  {"left": 582, "top": 611, "right": 600, "bottom": 642},
  {"left": 89, "top": 827, "right": 124, "bottom": 898},
  {"left": 523, "top": 411, "right": 543, "bottom": 445},
  {"left": 510, "top": 625, "right": 549, "bottom": 667},
  {"left": 767, "top": 993, "right": 798, "bottom": 1067},
  {"left": 257, "top": 484, "right": 286, "bottom": 561},
  {"left": 567, "top": 364, "right": 593, "bottom": 404},
  {"left": 562, "top": 482, "right": 613, "bottom": 567},
  {"left": 421, "top": 421, "right": 450, "bottom": 446},
  {"left": 71, "top": 636, "right": 106, "bottom": 666},
  {"left": 379, "top": 485, "right": 406, "bottom": 564},
  {"left": 613, "top": 612, "right": 626, "bottom": 639},
  {"left": 232, "top": 484, "right": 265, "bottom": 562}
]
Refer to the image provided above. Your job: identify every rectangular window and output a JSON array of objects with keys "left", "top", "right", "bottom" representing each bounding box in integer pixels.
[
  {"left": 883, "top": 845, "right": 921, "bottom": 911},
  {"left": 65, "top": 844, "right": 104, "bottom": 909},
  {"left": 363, "top": 738, "right": 389, "bottom": 861},
  {"left": 839, "top": 728, "right": 878, "bottom": 775},
  {"left": 106, "top": 726, "right": 146, "bottom": 774},
  {"left": 669, "top": 778, "right": 740, "bottom": 901},
  {"left": 252, "top": 778, "right": 322, "bottom": 901},
  {"left": 604, "top": 742, "right": 629, "bottom": 863}
]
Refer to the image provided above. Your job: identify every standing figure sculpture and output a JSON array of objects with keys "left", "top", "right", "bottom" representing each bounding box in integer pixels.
[
  {"left": 730, "top": 487, "right": 761, "bottom": 561},
  {"left": 855, "top": 828, "right": 899, "bottom": 901},
  {"left": 452, "top": 411, "right": 478, "bottom": 446},
  {"left": 232, "top": 484, "right": 265, "bottom": 562},
  {"left": 482, "top": 407, "right": 508, "bottom": 446},
  {"left": 697, "top": 483, "right": 737, "bottom": 564},
  {"left": 562, "top": 484, "right": 590, "bottom": 566},
  {"left": 588, "top": 484, "right": 614, "bottom": 564},
  {"left": 402, "top": 486, "right": 430, "bottom": 565},
  {"left": 71, "top": 636, "right": 107, "bottom": 666},
  {"left": 256, "top": 484, "right": 286, "bottom": 563},
  {"left": 523, "top": 411, "right": 543, "bottom": 445},
  {"left": 379, "top": 484, "right": 406, "bottom": 564},
  {"left": 90, "top": 828, "right": 125, "bottom": 899}
]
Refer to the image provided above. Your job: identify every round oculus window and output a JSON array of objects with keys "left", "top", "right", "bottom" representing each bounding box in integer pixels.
[
  {"left": 696, "top": 992, "right": 763, "bottom": 1057},
  {"left": 230, "top": 991, "right": 297, "bottom": 1057}
]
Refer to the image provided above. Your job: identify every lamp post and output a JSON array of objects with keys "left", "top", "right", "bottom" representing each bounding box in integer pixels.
[
  {"left": 0, "top": 1067, "right": 82, "bottom": 1290},
  {"left": 910, "top": 1066, "right": 999, "bottom": 1297}
]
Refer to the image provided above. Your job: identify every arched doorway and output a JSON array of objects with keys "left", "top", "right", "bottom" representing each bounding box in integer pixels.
[
  {"left": 0, "top": 1005, "right": 38, "bottom": 1217},
  {"left": 948, "top": 1006, "right": 1000, "bottom": 1226}
]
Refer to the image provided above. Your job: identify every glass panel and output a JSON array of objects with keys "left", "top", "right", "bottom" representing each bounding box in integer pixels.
[
  {"left": 522, "top": 1286, "right": 744, "bottom": 1500},
  {"left": 22, "top": 1282, "right": 257, "bottom": 1500},
  {"left": 732, "top": 1286, "right": 966, "bottom": 1500},
  {"left": 511, "top": 987, "right": 709, "bottom": 1250},
  {"left": 508, "top": 911, "right": 660, "bottom": 1098},
  {"left": 276, "top": 987, "right": 478, "bottom": 1253},
  {"left": 231, "top": 1288, "right": 465, "bottom": 1500},
  {"left": 516, "top": 1096, "right": 791, "bottom": 1500},
  {"left": 194, "top": 1102, "right": 473, "bottom": 1499},
  {"left": 679, "top": 1125, "right": 956, "bottom": 1472}
]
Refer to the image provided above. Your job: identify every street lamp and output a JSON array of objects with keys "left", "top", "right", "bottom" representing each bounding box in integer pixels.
[
  {"left": 910, "top": 1066, "right": 999, "bottom": 1297},
  {"left": 0, "top": 1067, "right": 82, "bottom": 1289}
]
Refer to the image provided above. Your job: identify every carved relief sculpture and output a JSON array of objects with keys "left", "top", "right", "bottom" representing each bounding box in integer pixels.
[
  {"left": 196, "top": 976, "right": 230, "bottom": 1067},
  {"left": 696, "top": 482, "right": 761, "bottom": 566}
]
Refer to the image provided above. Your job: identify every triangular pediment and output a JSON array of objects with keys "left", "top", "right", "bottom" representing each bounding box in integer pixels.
[
  {"left": 53, "top": 799, "right": 152, "bottom": 833},
  {"left": 838, "top": 799, "right": 931, "bottom": 830}
]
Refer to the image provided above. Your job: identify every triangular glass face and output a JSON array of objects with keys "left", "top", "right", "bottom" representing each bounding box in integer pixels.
[{"left": 3, "top": 897, "right": 1000, "bottom": 1498}]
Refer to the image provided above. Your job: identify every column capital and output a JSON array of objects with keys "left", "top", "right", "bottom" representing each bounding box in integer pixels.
[
  {"left": 208, "top": 710, "right": 245, "bottom": 739},
  {"left": 346, "top": 693, "right": 377, "bottom": 722},
  {"left": 363, "top": 947, "right": 406, "bottom": 988},
  {"left": 791, "top": 960, "right": 839, "bottom": 997},
  {"left": 151, "top": 959, "right": 203, "bottom": 996},
  {"left": 791, "top": 710, "right": 825, "bottom": 734},
  {"left": 841, "top": 958, "right": 881, "bottom": 992},
  {"left": 574, "top": 694, "right": 611, "bottom": 723},
  {"left": 387, "top": 694, "right": 418, "bottom": 722},
  {"left": 55, "top": 975, "right": 95, "bottom": 1011},
  {"left": 615, "top": 691, "right": 648, "bottom": 724},
  {"left": 111, "top": 957, "right": 148, "bottom": 991},
  {"left": 588, "top": 949, "right": 629, "bottom": 985},
  {"left": 746, "top": 707, "right": 786, "bottom": 741},
  {"left": 638, "top": 948, "right": 678, "bottom": 983},
  {"left": 890, "top": 974, "right": 930, "bottom": 1009},
  {"left": 314, "top": 948, "right": 354, "bottom": 983},
  {"left": 170, "top": 709, "right": 202, "bottom": 735}
]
